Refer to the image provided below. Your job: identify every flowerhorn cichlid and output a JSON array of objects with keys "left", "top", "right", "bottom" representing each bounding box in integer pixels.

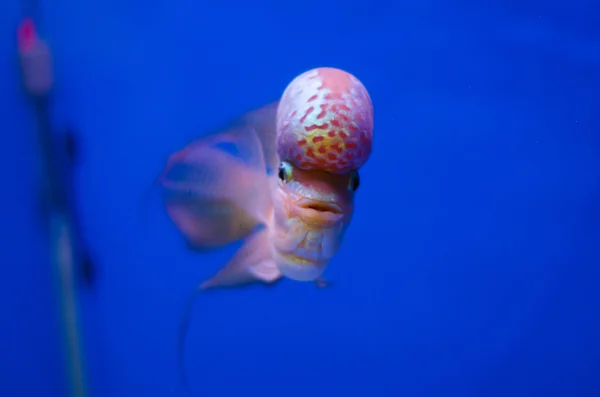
[
  {"left": 158, "top": 67, "right": 374, "bottom": 288},
  {"left": 157, "top": 67, "right": 374, "bottom": 394}
]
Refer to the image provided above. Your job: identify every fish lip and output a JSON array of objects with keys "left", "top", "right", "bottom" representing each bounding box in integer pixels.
[
  {"left": 295, "top": 199, "right": 344, "bottom": 226},
  {"left": 297, "top": 199, "right": 343, "bottom": 214}
]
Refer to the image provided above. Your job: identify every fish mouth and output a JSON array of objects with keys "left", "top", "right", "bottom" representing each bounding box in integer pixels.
[{"left": 295, "top": 199, "right": 344, "bottom": 226}]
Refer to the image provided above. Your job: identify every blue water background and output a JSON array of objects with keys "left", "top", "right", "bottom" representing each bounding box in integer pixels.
[{"left": 1, "top": 0, "right": 599, "bottom": 396}]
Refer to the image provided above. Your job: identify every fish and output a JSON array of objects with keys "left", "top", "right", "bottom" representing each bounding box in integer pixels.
[
  {"left": 158, "top": 67, "right": 374, "bottom": 289},
  {"left": 158, "top": 67, "right": 373, "bottom": 394}
]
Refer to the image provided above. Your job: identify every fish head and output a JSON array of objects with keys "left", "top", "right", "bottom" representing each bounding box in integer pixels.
[
  {"left": 278, "top": 161, "right": 357, "bottom": 227},
  {"left": 271, "top": 160, "right": 360, "bottom": 280},
  {"left": 270, "top": 67, "right": 373, "bottom": 281}
]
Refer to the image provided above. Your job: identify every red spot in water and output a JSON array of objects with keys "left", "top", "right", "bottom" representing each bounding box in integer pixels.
[
  {"left": 339, "top": 114, "right": 350, "bottom": 122},
  {"left": 339, "top": 131, "right": 348, "bottom": 139},
  {"left": 298, "top": 139, "right": 307, "bottom": 146},
  {"left": 316, "top": 104, "right": 327, "bottom": 119},
  {"left": 346, "top": 142, "right": 357, "bottom": 149},
  {"left": 340, "top": 104, "right": 351, "bottom": 112},
  {"left": 355, "top": 113, "right": 362, "bottom": 121},
  {"left": 328, "top": 131, "right": 336, "bottom": 138},
  {"left": 17, "top": 18, "right": 37, "bottom": 51},
  {"left": 318, "top": 146, "right": 326, "bottom": 154},
  {"left": 361, "top": 135, "right": 369, "bottom": 144},
  {"left": 349, "top": 124, "right": 358, "bottom": 132},
  {"left": 295, "top": 153, "right": 302, "bottom": 161},
  {"left": 312, "top": 136, "right": 324, "bottom": 143},
  {"left": 306, "top": 148, "right": 317, "bottom": 159},
  {"left": 305, "top": 123, "right": 328, "bottom": 132},
  {"left": 300, "top": 107, "right": 314, "bottom": 123},
  {"left": 291, "top": 110, "right": 297, "bottom": 117},
  {"left": 307, "top": 95, "right": 318, "bottom": 102},
  {"left": 331, "top": 119, "right": 341, "bottom": 127},
  {"left": 332, "top": 143, "right": 342, "bottom": 153},
  {"left": 327, "top": 153, "right": 338, "bottom": 160}
]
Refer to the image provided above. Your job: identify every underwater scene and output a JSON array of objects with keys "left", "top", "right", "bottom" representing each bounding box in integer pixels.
[{"left": 2, "top": 0, "right": 599, "bottom": 396}]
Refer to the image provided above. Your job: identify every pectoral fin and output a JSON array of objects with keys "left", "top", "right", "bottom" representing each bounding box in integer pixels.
[{"left": 200, "top": 228, "right": 282, "bottom": 289}]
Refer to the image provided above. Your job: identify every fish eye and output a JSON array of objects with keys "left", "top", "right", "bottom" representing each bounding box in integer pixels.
[
  {"left": 348, "top": 171, "right": 360, "bottom": 192},
  {"left": 278, "top": 161, "right": 293, "bottom": 183}
]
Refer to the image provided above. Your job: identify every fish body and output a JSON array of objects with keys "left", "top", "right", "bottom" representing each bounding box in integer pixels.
[{"left": 159, "top": 67, "right": 373, "bottom": 289}]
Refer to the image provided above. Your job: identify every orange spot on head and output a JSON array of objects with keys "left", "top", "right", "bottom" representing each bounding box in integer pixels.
[
  {"left": 300, "top": 107, "right": 314, "bottom": 123},
  {"left": 324, "top": 92, "right": 342, "bottom": 101},
  {"left": 305, "top": 123, "right": 328, "bottom": 132},
  {"left": 298, "top": 139, "right": 307, "bottom": 146},
  {"left": 328, "top": 131, "right": 336, "bottom": 138},
  {"left": 316, "top": 104, "right": 327, "bottom": 119},
  {"left": 339, "top": 131, "right": 348, "bottom": 139},
  {"left": 307, "top": 94, "right": 318, "bottom": 102},
  {"left": 312, "top": 136, "right": 324, "bottom": 143}
]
